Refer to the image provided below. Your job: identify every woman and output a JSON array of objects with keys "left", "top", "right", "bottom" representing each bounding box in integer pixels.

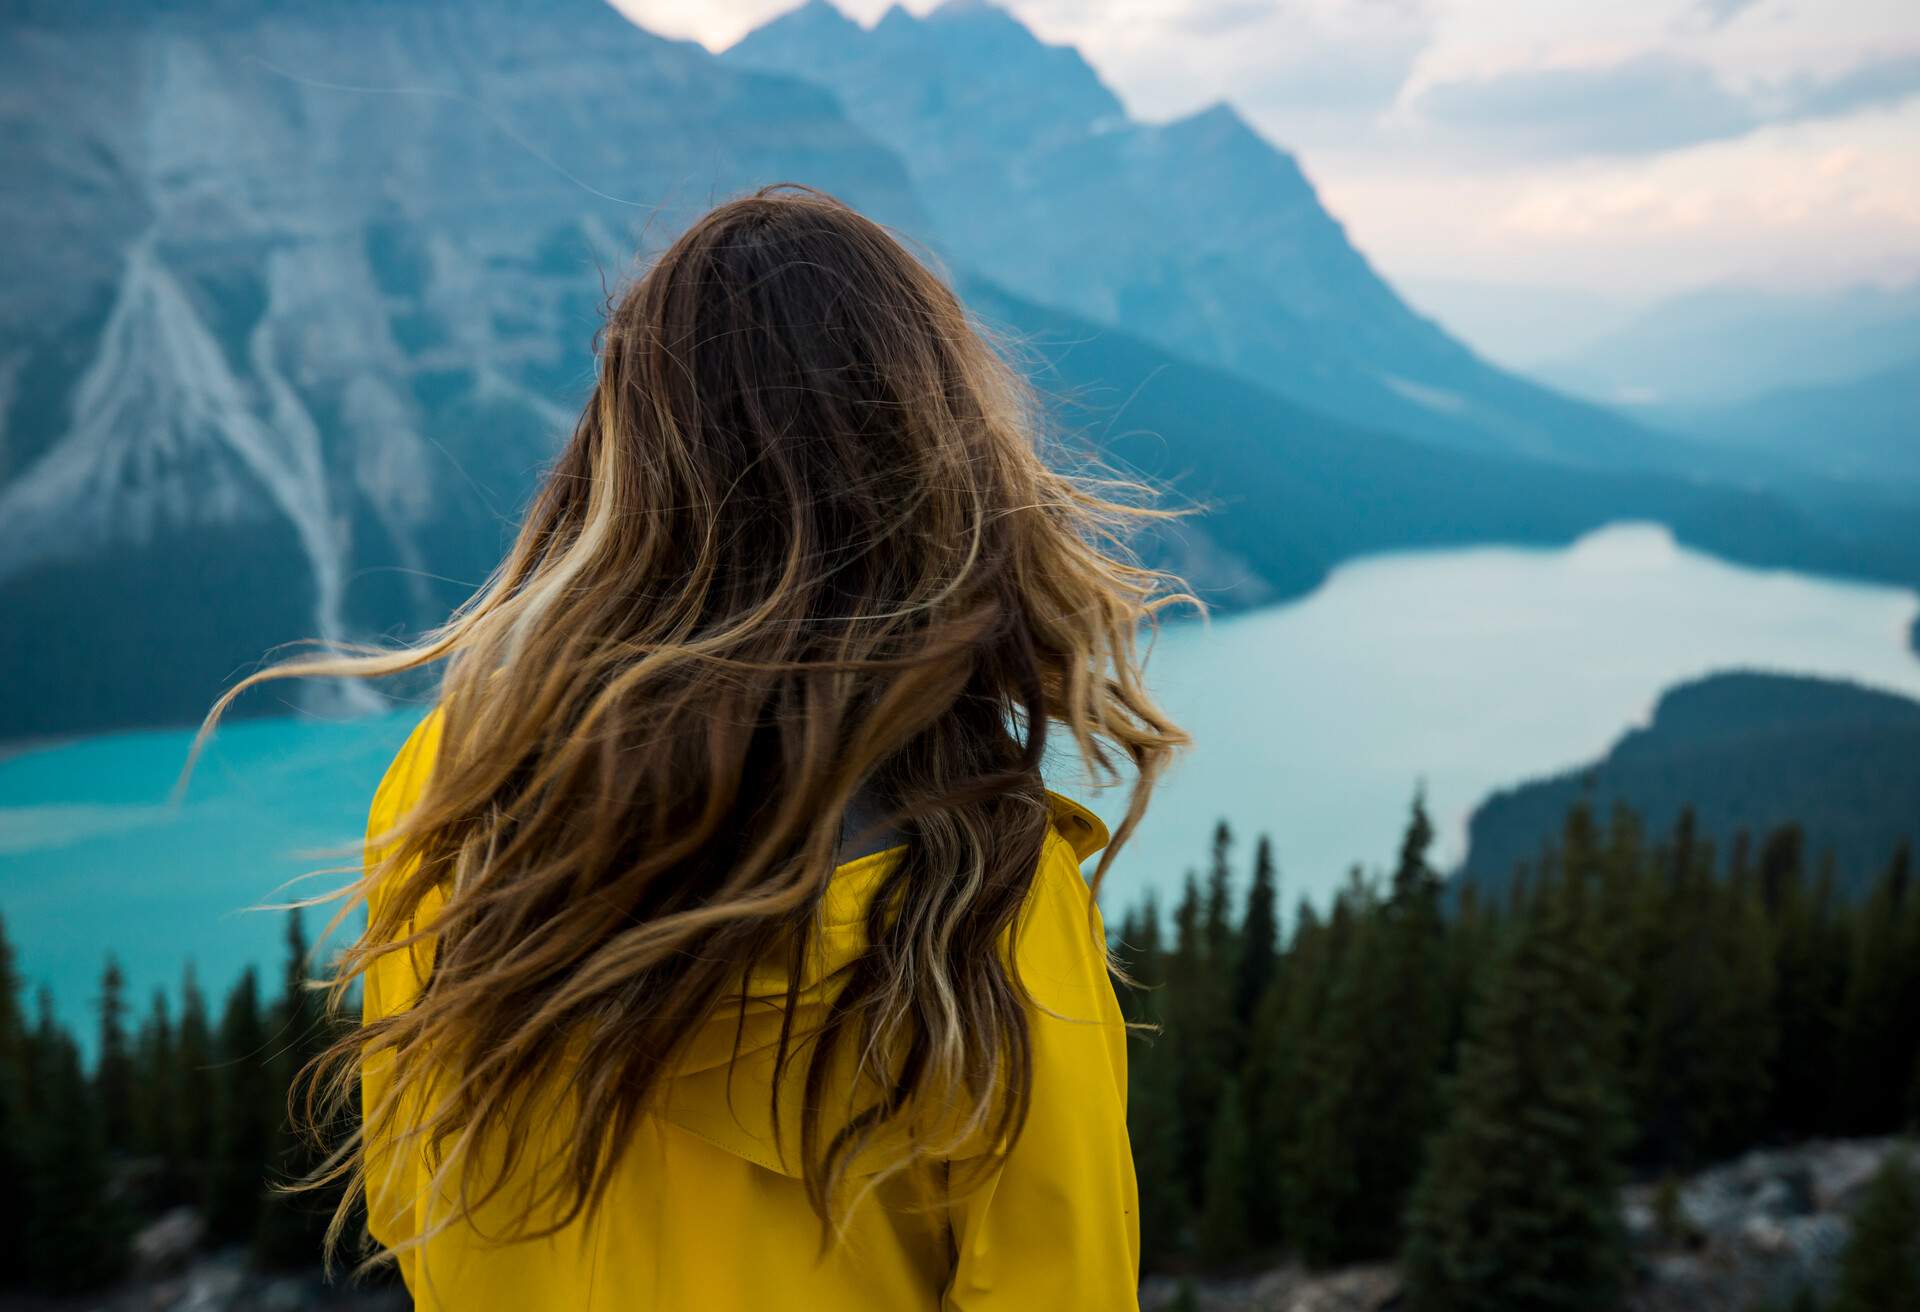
[{"left": 210, "top": 185, "right": 1189, "bottom": 1308}]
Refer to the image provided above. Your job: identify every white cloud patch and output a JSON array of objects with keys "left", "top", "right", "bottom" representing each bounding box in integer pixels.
[
  {"left": 1416, "top": 53, "right": 1755, "bottom": 156},
  {"left": 1695, "top": 0, "right": 1764, "bottom": 29},
  {"left": 1175, "top": 0, "right": 1275, "bottom": 36},
  {"left": 1322, "top": 100, "right": 1920, "bottom": 302},
  {"left": 1413, "top": 47, "right": 1920, "bottom": 159},
  {"left": 997, "top": 0, "right": 1433, "bottom": 144},
  {"left": 1780, "top": 52, "right": 1920, "bottom": 121}
]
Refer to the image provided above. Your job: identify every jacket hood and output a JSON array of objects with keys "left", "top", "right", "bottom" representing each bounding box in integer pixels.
[{"left": 658, "top": 793, "right": 1110, "bottom": 1177}]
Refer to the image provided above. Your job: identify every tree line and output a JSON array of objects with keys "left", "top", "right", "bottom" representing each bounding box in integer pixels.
[
  {"left": 1119, "top": 794, "right": 1920, "bottom": 1310},
  {"left": 0, "top": 909, "right": 352, "bottom": 1294},
  {"left": 3, "top": 796, "right": 1918, "bottom": 1306}
]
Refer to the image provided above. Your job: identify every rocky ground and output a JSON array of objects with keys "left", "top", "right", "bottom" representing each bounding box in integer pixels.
[
  {"left": 1139, "top": 1138, "right": 1900, "bottom": 1312},
  {"left": 0, "top": 1264, "right": 404, "bottom": 1312},
  {"left": 0, "top": 1209, "right": 404, "bottom": 1312},
  {"left": 4, "top": 1138, "right": 1897, "bottom": 1311}
]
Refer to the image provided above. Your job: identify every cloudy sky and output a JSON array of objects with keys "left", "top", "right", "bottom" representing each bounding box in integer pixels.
[{"left": 615, "top": 0, "right": 1919, "bottom": 356}]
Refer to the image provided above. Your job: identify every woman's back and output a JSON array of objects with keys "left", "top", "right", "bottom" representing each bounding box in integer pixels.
[
  {"left": 205, "top": 186, "right": 1188, "bottom": 1308},
  {"left": 360, "top": 708, "right": 1137, "bottom": 1309}
]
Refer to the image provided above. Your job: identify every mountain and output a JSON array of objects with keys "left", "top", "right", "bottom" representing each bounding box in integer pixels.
[
  {"left": 1395, "top": 276, "right": 1640, "bottom": 373},
  {"left": 1458, "top": 672, "right": 1920, "bottom": 901},
  {"left": 1650, "top": 357, "right": 1920, "bottom": 493},
  {"left": 727, "top": 0, "right": 1679, "bottom": 472},
  {"left": 1535, "top": 280, "right": 1920, "bottom": 409},
  {"left": 1, "top": 0, "right": 1910, "bottom": 744},
  {"left": 0, "top": 0, "right": 925, "bottom": 739},
  {"left": 965, "top": 279, "right": 1869, "bottom": 609}
]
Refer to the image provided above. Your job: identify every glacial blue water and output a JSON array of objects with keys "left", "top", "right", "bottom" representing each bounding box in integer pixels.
[{"left": 6, "top": 523, "right": 1919, "bottom": 1041}]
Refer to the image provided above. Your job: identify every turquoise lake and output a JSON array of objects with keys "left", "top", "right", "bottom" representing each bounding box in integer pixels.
[{"left": 6, "top": 523, "right": 1919, "bottom": 1039}]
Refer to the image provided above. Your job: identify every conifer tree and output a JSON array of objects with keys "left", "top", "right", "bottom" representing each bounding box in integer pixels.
[
  {"left": 22, "top": 990, "right": 128, "bottom": 1291},
  {"left": 1837, "top": 844, "right": 1916, "bottom": 1132},
  {"left": 1366, "top": 793, "right": 1449, "bottom": 1234},
  {"left": 95, "top": 956, "right": 135, "bottom": 1154},
  {"left": 1204, "top": 822, "right": 1235, "bottom": 965},
  {"left": 1902, "top": 861, "right": 1920, "bottom": 1132},
  {"left": 1287, "top": 798, "right": 1450, "bottom": 1265},
  {"left": 1235, "top": 849, "right": 1285, "bottom": 1248},
  {"left": 1135, "top": 895, "right": 1164, "bottom": 978},
  {"left": 1116, "top": 895, "right": 1165, "bottom": 1027},
  {"left": 1401, "top": 846, "right": 1630, "bottom": 1312},
  {"left": 1755, "top": 823, "right": 1803, "bottom": 917},
  {"left": 1163, "top": 870, "right": 1206, "bottom": 1189},
  {"left": 207, "top": 967, "right": 274, "bottom": 1242},
  {"left": 1762, "top": 825, "right": 1843, "bottom": 1139},
  {"left": 276, "top": 908, "right": 329, "bottom": 1073},
  {"left": 1882, "top": 846, "right": 1920, "bottom": 1128},
  {"left": 1702, "top": 860, "right": 1775, "bottom": 1156},
  {"left": 1129, "top": 1031, "right": 1189, "bottom": 1269},
  {"left": 1725, "top": 830, "right": 1752, "bottom": 898},
  {"left": 1632, "top": 809, "right": 1727, "bottom": 1168},
  {"left": 1116, "top": 906, "right": 1143, "bottom": 1001},
  {"left": 1910, "top": 1056, "right": 1920, "bottom": 1133},
  {"left": 257, "top": 909, "right": 342, "bottom": 1268},
  {"left": 0, "top": 916, "right": 29, "bottom": 1287},
  {"left": 1595, "top": 802, "right": 1646, "bottom": 1039},
  {"left": 132, "top": 989, "right": 178, "bottom": 1167},
  {"left": 1166, "top": 870, "right": 1232, "bottom": 1204},
  {"left": 1267, "top": 894, "right": 1354, "bottom": 1260},
  {"left": 1196, "top": 1076, "right": 1253, "bottom": 1266},
  {"left": 1440, "top": 881, "right": 1496, "bottom": 1078},
  {"left": 174, "top": 964, "right": 216, "bottom": 1202},
  {"left": 1283, "top": 874, "right": 1385, "bottom": 1266},
  {"left": 1233, "top": 836, "right": 1279, "bottom": 1027},
  {"left": 1117, "top": 894, "right": 1179, "bottom": 1269},
  {"left": 1832, "top": 1148, "right": 1920, "bottom": 1312},
  {"left": 1254, "top": 897, "right": 1327, "bottom": 1253}
]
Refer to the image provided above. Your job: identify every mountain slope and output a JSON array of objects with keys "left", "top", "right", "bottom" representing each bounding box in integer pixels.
[
  {"left": 1535, "top": 281, "right": 1920, "bottom": 408},
  {"left": 1458, "top": 672, "right": 1920, "bottom": 900},
  {"left": 0, "top": 0, "right": 927, "bottom": 738},
  {"left": 1651, "top": 357, "right": 1920, "bottom": 492},
  {"left": 727, "top": 0, "right": 1678, "bottom": 472},
  {"left": 966, "top": 279, "right": 1870, "bottom": 609}
]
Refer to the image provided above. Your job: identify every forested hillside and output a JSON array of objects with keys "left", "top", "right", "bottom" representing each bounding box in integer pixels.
[
  {"left": 1461, "top": 672, "right": 1920, "bottom": 901},
  {"left": 1119, "top": 795, "right": 1920, "bottom": 1307}
]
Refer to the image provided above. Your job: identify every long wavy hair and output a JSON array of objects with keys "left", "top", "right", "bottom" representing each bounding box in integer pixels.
[{"left": 197, "top": 185, "right": 1191, "bottom": 1266}]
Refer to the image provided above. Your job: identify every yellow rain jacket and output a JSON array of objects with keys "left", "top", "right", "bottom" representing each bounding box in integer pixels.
[{"left": 361, "top": 710, "right": 1140, "bottom": 1309}]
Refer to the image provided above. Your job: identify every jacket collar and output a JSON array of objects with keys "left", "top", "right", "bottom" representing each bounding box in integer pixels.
[{"left": 1045, "top": 790, "right": 1110, "bottom": 863}]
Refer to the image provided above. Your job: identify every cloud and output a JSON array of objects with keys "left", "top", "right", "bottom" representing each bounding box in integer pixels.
[
  {"left": 1174, "top": 0, "right": 1274, "bottom": 37},
  {"left": 1695, "top": 0, "right": 1762, "bottom": 29},
  {"left": 1413, "top": 48, "right": 1920, "bottom": 160},
  {"left": 1781, "top": 53, "right": 1920, "bottom": 123},
  {"left": 1014, "top": 0, "right": 1431, "bottom": 142},
  {"left": 1414, "top": 54, "right": 1757, "bottom": 157}
]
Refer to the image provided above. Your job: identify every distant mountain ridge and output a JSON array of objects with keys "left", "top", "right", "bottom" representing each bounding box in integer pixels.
[
  {"left": 1459, "top": 671, "right": 1920, "bottom": 900},
  {"left": 1535, "top": 280, "right": 1920, "bottom": 409},
  {"left": 727, "top": 0, "right": 1680, "bottom": 472},
  {"left": 966, "top": 280, "right": 1868, "bottom": 609},
  {"left": 0, "top": 0, "right": 1912, "bottom": 742},
  {"left": 1651, "top": 356, "right": 1920, "bottom": 493}
]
